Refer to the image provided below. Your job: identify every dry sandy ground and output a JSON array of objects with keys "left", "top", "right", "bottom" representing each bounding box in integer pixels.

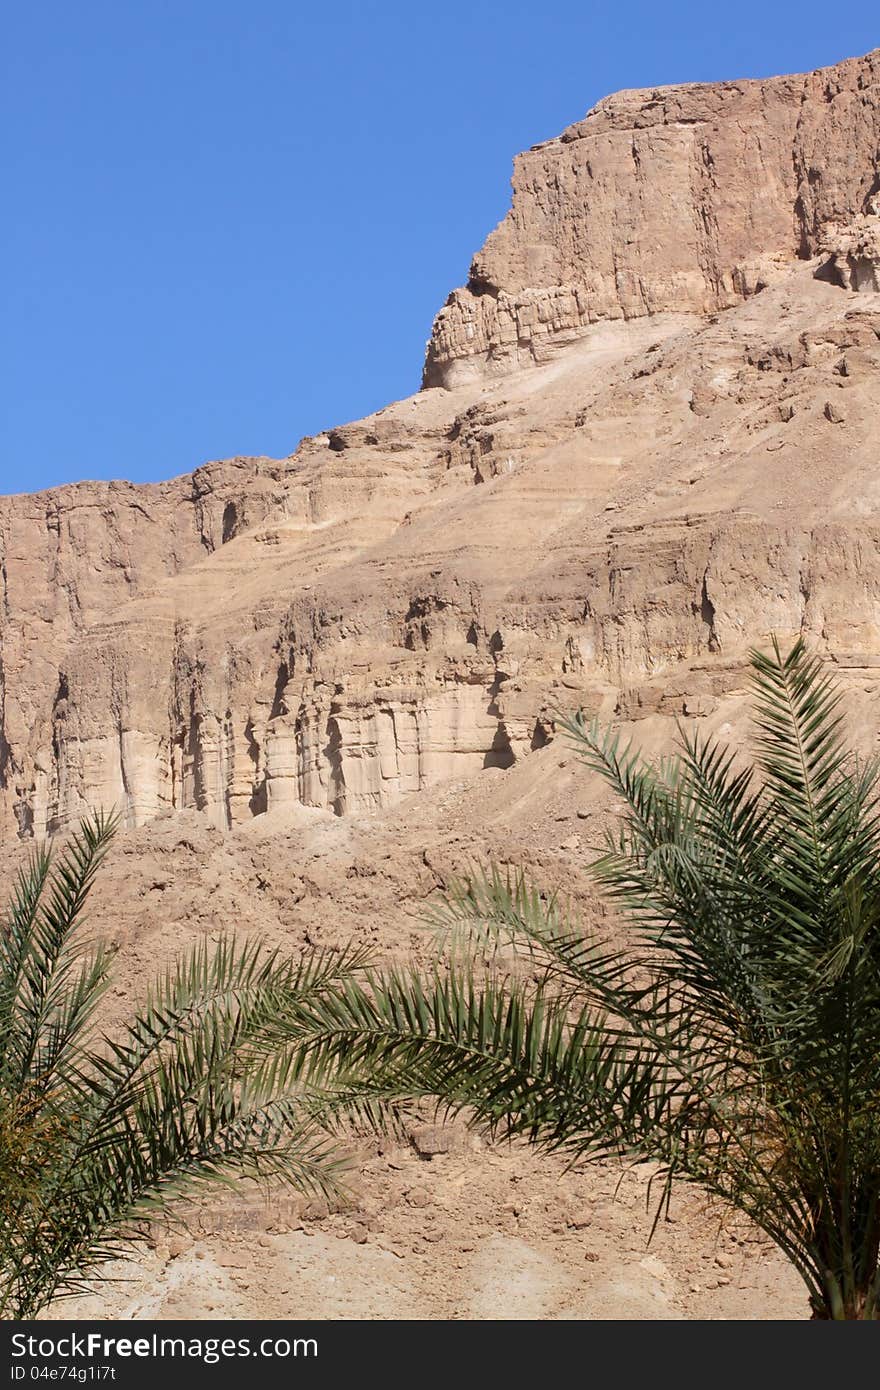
[{"left": 52, "top": 1143, "right": 804, "bottom": 1321}]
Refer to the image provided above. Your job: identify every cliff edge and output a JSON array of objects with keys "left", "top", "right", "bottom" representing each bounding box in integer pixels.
[{"left": 423, "top": 49, "right": 880, "bottom": 385}]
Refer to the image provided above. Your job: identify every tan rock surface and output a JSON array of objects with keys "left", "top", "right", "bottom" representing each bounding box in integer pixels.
[
  {"left": 424, "top": 48, "right": 880, "bottom": 385},
  {"left": 4, "top": 47, "right": 880, "bottom": 1319}
]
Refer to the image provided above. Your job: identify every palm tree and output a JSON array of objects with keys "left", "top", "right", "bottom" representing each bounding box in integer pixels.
[
  {"left": 0, "top": 812, "right": 369, "bottom": 1318},
  {"left": 284, "top": 640, "right": 880, "bottom": 1319}
]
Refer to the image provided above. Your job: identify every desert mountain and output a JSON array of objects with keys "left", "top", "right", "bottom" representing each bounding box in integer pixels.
[
  {"left": 2, "top": 48, "right": 880, "bottom": 843},
  {"left": 4, "top": 48, "right": 880, "bottom": 1318}
]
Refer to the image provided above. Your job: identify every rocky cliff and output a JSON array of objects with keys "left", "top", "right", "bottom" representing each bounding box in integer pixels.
[
  {"left": 424, "top": 48, "right": 880, "bottom": 385},
  {"left": 2, "top": 48, "right": 880, "bottom": 842}
]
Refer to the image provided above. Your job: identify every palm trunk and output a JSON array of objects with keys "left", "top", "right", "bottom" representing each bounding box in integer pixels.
[
  {"left": 805, "top": 1173, "right": 880, "bottom": 1319},
  {"left": 810, "top": 1264, "right": 880, "bottom": 1319},
  {"left": 810, "top": 1294, "right": 879, "bottom": 1319}
]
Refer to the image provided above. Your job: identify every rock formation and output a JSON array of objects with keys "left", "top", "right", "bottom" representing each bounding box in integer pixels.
[
  {"left": 2, "top": 47, "right": 880, "bottom": 845},
  {"left": 424, "top": 48, "right": 880, "bottom": 385}
]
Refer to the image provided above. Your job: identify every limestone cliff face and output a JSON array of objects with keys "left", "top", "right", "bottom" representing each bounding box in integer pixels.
[
  {"left": 3, "top": 50, "right": 880, "bottom": 840},
  {"left": 0, "top": 460, "right": 291, "bottom": 835},
  {"left": 424, "top": 49, "right": 880, "bottom": 386}
]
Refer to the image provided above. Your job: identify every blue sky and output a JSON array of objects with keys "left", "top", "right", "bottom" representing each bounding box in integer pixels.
[{"left": 3, "top": 3, "right": 878, "bottom": 495}]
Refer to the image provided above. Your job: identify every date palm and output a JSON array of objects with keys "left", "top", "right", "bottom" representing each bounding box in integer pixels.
[
  {"left": 0, "top": 812, "right": 369, "bottom": 1318},
  {"left": 285, "top": 640, "right": 880, "bottom": 1319}
]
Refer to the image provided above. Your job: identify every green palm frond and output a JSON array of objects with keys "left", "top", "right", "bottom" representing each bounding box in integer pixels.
[
  {"left": 0, "top": 813, "right": 116, "bottom": 1098},
  {"left": 0, "top": 818, "right": 375, "bottom": 1318},
  {"left": 279, "top": 961, "right": 637, "bottom": 1149},
  {"left": 6, "top": 637, "right": 880, "bottom": 1320},
  {"left": 280, "top": 639, "right": 880, "bottom": 1320}
]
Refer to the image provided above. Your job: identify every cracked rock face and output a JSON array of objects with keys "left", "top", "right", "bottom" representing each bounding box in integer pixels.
[
  {"left": 2, "top": 48, "right": 880, "bottom": 843},
  {"left": 820, "top": 212, "right": 880, "bottom": 293},
  {"left": 423, "top": 49, "right": 880, "bottom": 387}
]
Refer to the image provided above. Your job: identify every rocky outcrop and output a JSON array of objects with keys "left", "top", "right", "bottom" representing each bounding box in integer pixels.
[
  {"left": 0, "top": 459, "right": 293, "bottom": 835},
  {"left": 424, "top": 49, "right": 880, "bottom": 386},
  {"left": 820, "top": 207, "right": 880, "bottom": 292}
]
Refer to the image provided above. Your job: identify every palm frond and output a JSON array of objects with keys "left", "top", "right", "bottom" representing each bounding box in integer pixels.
[
  {"left": 1, "top": 812, "right": 116, "bottom": 1097},
  {"left": 270, "top": 638, "right": 880, "bottom": 1320},
  {"left": 0, "top": 816, "right": 374, "bottom": 1318}
]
